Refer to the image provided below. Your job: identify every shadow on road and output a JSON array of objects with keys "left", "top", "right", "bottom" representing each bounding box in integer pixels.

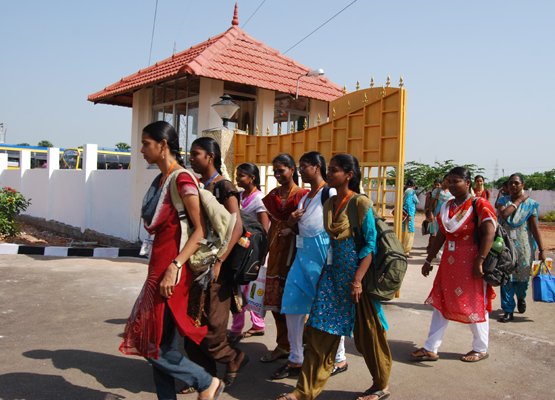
[
  {"left": 23, "top": 349, "right": 153, "bottom": 394},
  {"left": 385, "top": 301, "right": 434, "bottom": 312},
  {"left": 104, "top": 318, "right": 128, "bottom": 325},
  {"left": 0, "top": 372, "right": 123, "bottom": 400}
]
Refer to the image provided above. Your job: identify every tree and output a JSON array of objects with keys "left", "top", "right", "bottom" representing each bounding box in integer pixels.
[
  {"left": 495, "top": 169, "right": 555, "bottom": 191},
  {"left": 115, "top": 142, "right": 131, "bottom": 151},
  {"left": 395, "top": 160, "right": 485, "bottom": 194},
  {"left": 37, "top": 140, "right": 53, "bottom": 147},
  {"left": 17, "top": 142, "right": 30, "bottom": 146}
]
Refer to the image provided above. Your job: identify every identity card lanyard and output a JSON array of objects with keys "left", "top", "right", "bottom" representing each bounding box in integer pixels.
[
  {"left": 203, "top": 171, "right": 219, "bottom": 187},
  {"left": 301, "top": 181, "right": 326, "bottom": 210},
  {"left": 333, "top": 190, "right": 353, "bottom": 220}
]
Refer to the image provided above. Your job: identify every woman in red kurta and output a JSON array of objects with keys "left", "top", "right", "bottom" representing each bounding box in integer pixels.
[
  {"left": 412, "top": 167, "right": 497, "bottom": 364},
  {"left": 119, "top": 121, "right": 224, "bottom": 400},
  {"left": 260, "top": 153, "right": 308, "bottom": 363}
]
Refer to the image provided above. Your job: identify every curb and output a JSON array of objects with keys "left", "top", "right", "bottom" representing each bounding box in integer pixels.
[{"left": 0, "top": 243, "right": 143, "bottom": 258}]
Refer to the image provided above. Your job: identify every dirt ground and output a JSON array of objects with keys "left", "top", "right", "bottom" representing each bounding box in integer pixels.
[{"left": 1, "top": 221, "right": 75, "bottom": 246}]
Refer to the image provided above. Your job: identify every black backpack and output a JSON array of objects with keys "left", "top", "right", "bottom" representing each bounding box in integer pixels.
[
  {"left": 211, "top": 181, "right": 269, "bottom": 285},
  {"left": 347, "top": 194, "right": 408, "bottom": 301},
  {"left": 472, "top": 198, "right": 517, "bottom": 286},
  {"left": 223, "top": 210, "right": 269, "bottom": 285}
]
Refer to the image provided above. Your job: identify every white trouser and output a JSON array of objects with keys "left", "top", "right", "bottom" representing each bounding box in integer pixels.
[
  {"left": 424, "top": 308, "right": 489, "bottom": 354},
  {"left": 286, "top": 314, "right": 306, "bottom": 364},
  {"left": 286, "top": 314, "right": 347, "bottom": 364},
  {"left": 335, "top": 336, "right": 346, "bottom": 363}
]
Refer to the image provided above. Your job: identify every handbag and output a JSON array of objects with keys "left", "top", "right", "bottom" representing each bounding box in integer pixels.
[{"left": 532, "top": 260, "right": 555, "bottom": 303}]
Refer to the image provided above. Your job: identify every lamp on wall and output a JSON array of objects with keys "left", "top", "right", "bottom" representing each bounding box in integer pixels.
[
  {"left": 295, "top": 68, "right": 325, "bottom": 99},
  {"left": 211, "top": 94, "right": 240, "bottom": 128}
]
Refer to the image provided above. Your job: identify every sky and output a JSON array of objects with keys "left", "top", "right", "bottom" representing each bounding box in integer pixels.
[{"left": 1, "top": 0, "right": 554, "bottom": 180}]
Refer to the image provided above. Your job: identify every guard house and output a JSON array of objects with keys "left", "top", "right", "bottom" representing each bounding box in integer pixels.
[
  {"left": 89, "top": 4, "right": 342, "bottom": 148},
  {"left": 88, "top": 4, "right": 343, "bottom": 241}
]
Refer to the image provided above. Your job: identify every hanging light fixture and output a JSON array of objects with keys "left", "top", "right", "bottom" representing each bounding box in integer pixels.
[{"left": 211, "top": 94, "right": 240, "bottom": 128}]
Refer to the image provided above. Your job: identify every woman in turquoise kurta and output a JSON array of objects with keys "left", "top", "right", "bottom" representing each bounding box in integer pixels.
[
  {"left": 276, "top": 153, "right": 392, "bottom": 400},
  {"left": 401, "top": 179, "right": 419, "bottom": 255},
  {"left": 429, "top": 177, "right": 453, "bottom": 236},
  {"left": 496, "top": 173, "right": 546, "bottom": 322}
]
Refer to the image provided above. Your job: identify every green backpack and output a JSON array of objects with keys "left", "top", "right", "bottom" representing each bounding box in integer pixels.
[
  {"left": 169, "top": 169, "right": 236, "bottom": 282},
  {"left": 347, "top": 195, "right": 408, "bottom": 301}
]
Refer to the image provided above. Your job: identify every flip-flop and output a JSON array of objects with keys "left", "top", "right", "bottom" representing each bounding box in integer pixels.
[
  {"left": 356, "top": 389, "right": 391, "bottom": 400},
  {"left": 275, "top": 393, "right": 297, "bottom": 400},
  {"left": 243, "top": 327, "right": 265, "bottom": 338},
  {"left": 177, "top": 385, "right": 195, "bottom": 394},
  {"left": 271, "top": 363, "right": 302, "bottom": 380},
  {"left": 410, "top": 347, "right": 439, "bottom": 362},
  {"left": 224, "top": 352, "right": 250, "bottom": 386},
  {"left": 331, "top": 363, "right": 348, "bottom": 376},
  {"left": 260, "top": 347, "right": 289, "bottom": 363},
  {"left": 198, "top": 379, "right": 225, "bottom": 400},
  {"left": 461, "top": 351, "right": 489, "bottom": 363}
]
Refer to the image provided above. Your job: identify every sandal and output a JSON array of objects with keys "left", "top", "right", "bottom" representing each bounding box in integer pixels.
[
  {"left": 177, "top": 385, "right": 195, "bottom": 394},
  {"left": 275, "top": 393, "right": 297, "bottom": 400},
  {"left": 331, "top": 362, "right": 348, "bottom": 376},
  {"left": 271, "top": 363, "right": 302, "bottom": 380},
  {"left": 224, "top": 351, "right": 250, "bottom": 386},
  {"left": 198, "top": 379, "right": 225, "bottom": 400},
  {"left": 260, "top": 347, "right": 289, "bottom": 363},
  {"left": 243, "top": 327, "right": 265, "bottom": 338},
  {"left": 356, "top": 388, "right": 390, "bottom": 400},
  {"left": 460, "top": 351, "right": 489, "bottom": 363},
  {"left": 410, "top": 347, "right": 439, "bottom": 362}
]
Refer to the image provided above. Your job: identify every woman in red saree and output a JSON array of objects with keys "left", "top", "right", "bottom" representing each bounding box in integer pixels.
[
  {"left": 412, "top": 167, "right": 497, "bottom": 363},
  {"left": 261, "top": 153, "right": 308, "bottom": 363},
  {"left": 119, "top": 121, "right": 224, "bottom": 400}
]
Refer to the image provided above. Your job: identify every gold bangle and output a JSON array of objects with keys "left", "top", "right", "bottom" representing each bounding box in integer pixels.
[{"left": 350, "top": 282, "right": 362, "bottom": 288}]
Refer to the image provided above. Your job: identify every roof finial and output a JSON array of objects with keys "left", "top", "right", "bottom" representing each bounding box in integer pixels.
[{"left": 232, "top": 2, "right": 239, "bottom": 26}]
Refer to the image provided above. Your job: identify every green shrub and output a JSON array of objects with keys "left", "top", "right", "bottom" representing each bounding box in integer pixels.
[
  {"left": 0, "top": 187, "right": 31, "bottom": 237},
  {"left": 541, "top": 211, "right": 555, "bottom": 222}
]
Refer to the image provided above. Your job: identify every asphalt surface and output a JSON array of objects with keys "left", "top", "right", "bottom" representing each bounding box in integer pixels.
[{"left": 1, "top": 233, "right": 554, "bottom": 400}]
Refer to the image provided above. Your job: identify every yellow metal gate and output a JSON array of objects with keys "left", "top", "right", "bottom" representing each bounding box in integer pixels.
[{"left": 234, "top": 86, "right": 406, "bottom": 237}]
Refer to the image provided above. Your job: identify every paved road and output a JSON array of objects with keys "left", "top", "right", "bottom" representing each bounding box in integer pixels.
[{"left": 1, "top": 235, "right": 554, "bottom": 399}]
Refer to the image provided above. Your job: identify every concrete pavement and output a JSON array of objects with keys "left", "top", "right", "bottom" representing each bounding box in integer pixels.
[{"left": 1, "top": 236, "right": 554, "bottom": 399}]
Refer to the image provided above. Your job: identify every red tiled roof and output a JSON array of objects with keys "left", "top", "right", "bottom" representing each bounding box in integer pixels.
[{"left": 88, "top": 26, "right": 343, "bottom": 106}]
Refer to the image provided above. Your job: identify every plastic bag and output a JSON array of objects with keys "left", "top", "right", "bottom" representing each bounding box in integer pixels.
[
  {"left": 246, "top": 265, "right": 266, "bottom": 317},
  {"left": 532, "top": 258, "right": 552, "bottom": 277}
]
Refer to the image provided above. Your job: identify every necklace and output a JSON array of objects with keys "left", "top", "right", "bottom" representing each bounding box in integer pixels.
[
  {"left": 333, "top": 190, "right": 353, "bottom": 219},
  {"left": 301, "top": 181, "right": 326, "bottom": 210},
  {"left": 159, "top": 160, "right": 178, "bottom": 187}
]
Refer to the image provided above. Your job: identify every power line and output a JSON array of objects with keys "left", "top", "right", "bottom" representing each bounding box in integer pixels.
[
  {"left": 243, "top": 0, "right": 267, "bottom": 28},
  {"left": 283, "top": 0, "right": 359, "bottom": 54},
  {"left": 148, "top": 0, "right": 159, "bottom": 65}
]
